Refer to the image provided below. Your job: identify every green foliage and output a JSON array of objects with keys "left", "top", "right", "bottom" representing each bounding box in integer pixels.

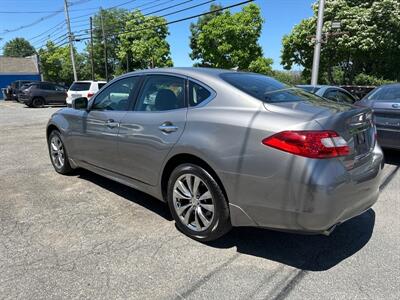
[
  {"left": 247, "top": 57, "right": 274, "bottom": 75},
  {"left": 272, "top": 70, "right": 305, "bottom": 86},
  {"left": 3, "top": 38, "right": 36, "bottom": 57},
  {"left": 353, "top": 73, "right": 394, "bottom": 86},
  {"left": 85, "top": 8, "right": 129, "bottom": 80},
  {"left": 118, "top": 10, "right": 173, "bottom": 71},
  {"left": 38, "top": 41, "right": 89, "bottom": 85},
  {"left": 281, "top": 0, "right": 400, "bottom": 84},
  {"left": 189, "top": 4, "right": 264, "bottom": 69}
]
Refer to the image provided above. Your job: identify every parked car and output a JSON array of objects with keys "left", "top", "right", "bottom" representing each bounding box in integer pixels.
[
  {"left": 8, "top": 80, "right": 38, "bottom": 100},
  {"left": 297, "top": 85, "right": 358, "bottom": 104},
  {"left": 47, "top": 68, "right": 383, "bottom": 241},
  {"left": 356, "top": 83, "right": 400, "bottom": 150},
  {"left": 66, "top": 80, "right": 107, "bottom": 107},
  {"left": 19, "top": 82, "right": 67, "bottom": 107}
]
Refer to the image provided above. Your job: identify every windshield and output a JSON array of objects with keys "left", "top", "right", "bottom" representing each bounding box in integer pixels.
[
  {"left": 220, "top": 73, "right": 323, "bottom": 103},
  {"left": 69, "top": 82, "right": 91, "bottom": 91},
  {"left": 364, "top": 85, "right": 400, "bottom": 102}
]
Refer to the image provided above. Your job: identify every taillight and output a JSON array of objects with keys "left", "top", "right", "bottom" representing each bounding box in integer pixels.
[
  {"left": 87, "top": 92, "right": 94, "bottom": 98},
  {"left": 262, "top": 130, "right": 350, "bottom": 159}
]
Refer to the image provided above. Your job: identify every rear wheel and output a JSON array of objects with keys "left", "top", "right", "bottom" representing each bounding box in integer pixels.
[
  {"left": 32, "top": 97, "right": 45, "bottom": 108},
  {"left": 48, "top": 130, "right": 73, "bottom": 174},
  {"left": 167, "top": 164, "right": 231, "bottom": 241}
]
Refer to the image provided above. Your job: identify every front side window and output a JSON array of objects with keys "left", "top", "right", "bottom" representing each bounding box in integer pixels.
[
  {"left": 336, "top": 90, "right": 354, "bottom": 104},
  {"left": 92, "top": 77, "right": 140, "bottom": 111},
  {"left": 189, "top": 81, "right": 211, "bottom": 107},
  {"left": 324, "top": 89, "right": 338, "bottom": 101},
  {"left": 135, "top": 75, "right": 185, "bottom": 111},
  {"left": 365, "top": 85, "right": 400, "bottom": 102}
]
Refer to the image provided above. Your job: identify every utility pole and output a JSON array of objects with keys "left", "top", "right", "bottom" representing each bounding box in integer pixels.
[
  {"left": 100, "top": 8, "right": 108, "bottom": 81},
  {"left": 90, "top": 17, "right": 95, "bottom": 81},
  {"left": 311, "top": 0, "right": 325, "bottom": 85},
  {"left": 63, "top": 0, "right": 78, "bottom": 81}
]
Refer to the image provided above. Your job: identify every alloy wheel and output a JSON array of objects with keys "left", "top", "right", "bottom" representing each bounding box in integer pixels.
[
  {"left": 50, "top": 135, "right": 65, "bottom": 169},
  {"left": 172, "top": 174, "right": 215, "bottom": 232}
]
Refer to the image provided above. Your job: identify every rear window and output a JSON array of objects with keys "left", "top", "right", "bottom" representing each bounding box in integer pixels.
[
  {"left": 220, "top": 73, "right": 321, "bottom": 103},
  {"left": 70, "top": 82, "right": 91, "bottom": 91},
  {"left": 364, "top": 85, "right": 400, "bottom": 102}
]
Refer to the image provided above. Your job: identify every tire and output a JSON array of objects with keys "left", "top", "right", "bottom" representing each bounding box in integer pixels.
[
  {"left": 32, "top": 97, "right": 45, "bottom": 108},
  {"left": 48, "top": 130, "right": 73, "bottom": 175},
  {"left": 167, "top": 163, "right": 231, "bottom": 241}
]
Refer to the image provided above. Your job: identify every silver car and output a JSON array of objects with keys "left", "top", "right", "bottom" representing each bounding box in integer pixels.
[
  {"left": 297, "top": 85, "right": 357, "bottom": 104},
  {"left": 47, "top": 68, "right": 383, "bottom": 241},
  {"left": 356, "top": 83, "right": 400, "bottom": 150}
]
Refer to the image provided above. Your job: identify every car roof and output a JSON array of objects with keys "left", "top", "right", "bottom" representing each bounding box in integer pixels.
[
  {"left": 124, "top": 67, "right": 243, "bottom": 79},
  {"left": 73, "top": 80, "right": 107, "bottom": 83}
]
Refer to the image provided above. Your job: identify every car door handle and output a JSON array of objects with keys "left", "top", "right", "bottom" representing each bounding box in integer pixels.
[
  {"left": 392, "top": 104, "right": 399, "bottom": 109},
  {"left": 159, "top": 122, "right": 178, "bottom": 133},
  {"left": 105, "top": 119, "right": 119, "bottom": 128}
]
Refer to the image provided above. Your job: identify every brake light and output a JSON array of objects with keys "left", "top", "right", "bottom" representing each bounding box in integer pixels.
[
  {"left": 262, "top": 131, "right": 350, "bottom": 159},
  {"left": 87, "top": 92, "right": 94, "bottom": 98}
]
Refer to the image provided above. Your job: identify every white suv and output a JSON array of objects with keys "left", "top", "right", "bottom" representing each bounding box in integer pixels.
[{"left": 66, "top": 80, "right": 107, "bottom": 106}]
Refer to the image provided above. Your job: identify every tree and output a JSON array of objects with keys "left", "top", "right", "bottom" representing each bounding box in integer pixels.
[
  {"left": 281, "top": 0, "right": 400, "bottom": 84},
  {"left": 117, "top": 10, "right": 173, "bottom": 70},
  {"left": 3, "top": 38, "right": 36, "bottom": 57},
  {"left": 189, "top": 4, "right": 265, "bottom": 70},
  {"left": 189, "top": 4, "right": 223, "bottom": 66},
  {"left": 248, "top": 57, "right": 274, "bottom": 75},
  {"left": 85, "top": 8, "right": 129, "bottom": 79},
  {"left": 38, "top": 41, "right": 89, "bottom": 85}
]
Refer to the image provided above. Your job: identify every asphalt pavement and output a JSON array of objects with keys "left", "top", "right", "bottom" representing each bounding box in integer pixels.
[{"left": 0, "top": 101, "right": 399, "bottom": 299}]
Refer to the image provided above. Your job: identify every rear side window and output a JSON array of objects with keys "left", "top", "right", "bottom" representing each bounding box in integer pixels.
[
  {"left": 98, "top": 83, "right": 107, "bottom": 89},
  {"left": 40, "top": 83, "right": 55, "bottom": 90},
  {"left": 189, "top": 81, "right": 211, "bottom": 107},
  {"left": 70, "top": 82, "right": 91, "bottom": 91},
  {"left": 365, "top": 85, "right": 400, "bottom": 102},
  {"left": 221, "top": 73, "right": 322, "bottom": 103}
]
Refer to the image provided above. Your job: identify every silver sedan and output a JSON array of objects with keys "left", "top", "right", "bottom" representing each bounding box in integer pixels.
[
  {"left": 47, "top": 68, "right": 383, "bottom": 241},
  {"left": 297, "top": 85, "right": 357, "bottom": 104}
]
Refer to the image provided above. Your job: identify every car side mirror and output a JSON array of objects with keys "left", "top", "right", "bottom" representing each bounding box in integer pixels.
[{"left": 72, "top": 97, "right": 88, "bottom": 110}]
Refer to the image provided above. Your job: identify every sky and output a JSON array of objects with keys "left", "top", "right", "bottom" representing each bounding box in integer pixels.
[{"left": 0, "top": 0, "right": 314, "bottom": 70}]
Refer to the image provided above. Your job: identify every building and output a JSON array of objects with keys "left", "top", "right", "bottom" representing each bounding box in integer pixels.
[{"left": 0, "top": 55, "right": 42, "bottom": 98}]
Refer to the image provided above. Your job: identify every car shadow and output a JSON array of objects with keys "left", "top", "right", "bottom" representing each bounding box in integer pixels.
[
  {"left": 383, "top": 149, "right": 400, "bottom": 166},
  {"left": 74, "top": 169, "right": 375, "bottom": 271},
  {"left": 76, "top": 169, "right": 173, "bottom": 221},
  {"left": 207, "top": 209, "right": 375, "bottom": 271}
]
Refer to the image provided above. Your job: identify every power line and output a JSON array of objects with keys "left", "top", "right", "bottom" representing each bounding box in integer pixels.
[
  {"left": 73, "top": 0, "right": 216, "bottom": 37},
  {"left": 77, "top": 0, "right": 254, "bottom": 41}
]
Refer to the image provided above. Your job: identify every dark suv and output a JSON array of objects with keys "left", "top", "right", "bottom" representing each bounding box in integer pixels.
[
  {"left": 19, "top": 82, "right": 67, "bottom": 107},
  {"left": 7, "top": 80, "right": 38, "bottom": 100}
]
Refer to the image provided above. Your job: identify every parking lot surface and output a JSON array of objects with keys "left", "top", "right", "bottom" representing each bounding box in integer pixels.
[{"left": 0, "top": 101, "right": 399, "bottom": 299}]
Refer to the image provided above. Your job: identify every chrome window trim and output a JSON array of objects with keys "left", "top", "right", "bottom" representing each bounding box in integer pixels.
[{"left": 187, "top": 77, "right": 216, "bottom": 108}]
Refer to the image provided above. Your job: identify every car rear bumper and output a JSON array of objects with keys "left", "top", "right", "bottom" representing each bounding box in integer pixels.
[
  {"left": 225, "top": 143, "right": 384, "bottom": 234},
  {"left": 377, "top": 127, "right": 400, "bottom": 150}
]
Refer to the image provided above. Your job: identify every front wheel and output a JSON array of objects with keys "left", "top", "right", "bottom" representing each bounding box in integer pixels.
[
  {"left": 167, "top": 164, "right": 231, "bottom": 241},
  {"left": 48, "top": 130, "right": 73, "bottom": 174}
]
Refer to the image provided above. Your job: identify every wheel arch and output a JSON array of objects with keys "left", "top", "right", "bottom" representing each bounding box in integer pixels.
[
  {"left": 161, "top": 153, "right": 228, "bottom": 203},
  {"left": 46, "top": 124, "right": 60, "bottom": 141}
]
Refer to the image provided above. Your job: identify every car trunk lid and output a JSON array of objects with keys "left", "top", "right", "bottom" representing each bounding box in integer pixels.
[{"left": 264, "top": 100, "right": 376, "bottom": 166}]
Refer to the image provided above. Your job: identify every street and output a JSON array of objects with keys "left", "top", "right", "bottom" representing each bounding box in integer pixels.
[{"left": 0, "top": 101, "right": 399, "bottom": 299}]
